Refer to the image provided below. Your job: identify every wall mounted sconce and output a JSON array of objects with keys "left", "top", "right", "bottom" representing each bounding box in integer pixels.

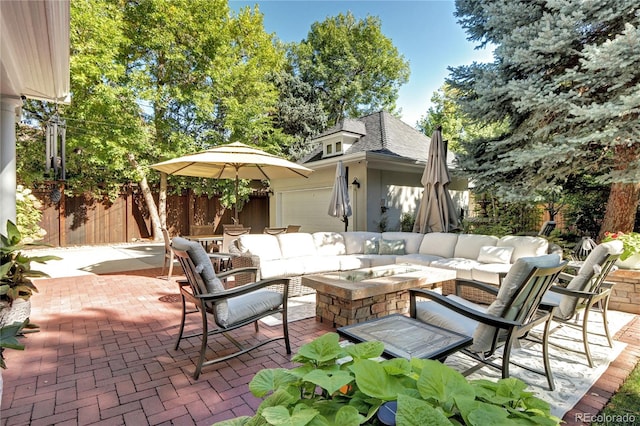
[
  {"left": 380, "top": 198, "right": 388, "bottom": 214},
  {"left": 351, "top": 178, "right": 360, "bottom": 188}
]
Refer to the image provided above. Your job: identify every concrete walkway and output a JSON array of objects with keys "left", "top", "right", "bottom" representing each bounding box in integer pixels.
[{"left": 27, "top": 242, "right": 167, "bottom": 278}]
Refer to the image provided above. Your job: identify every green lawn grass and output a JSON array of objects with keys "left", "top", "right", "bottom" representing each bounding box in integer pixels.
[{"left": 592, "top": 360, "right": 640, "bottom": 426}]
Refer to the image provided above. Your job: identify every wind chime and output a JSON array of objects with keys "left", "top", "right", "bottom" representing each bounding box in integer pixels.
[{"left": 45, "top": 112, "right": 66, "bottom": 203}]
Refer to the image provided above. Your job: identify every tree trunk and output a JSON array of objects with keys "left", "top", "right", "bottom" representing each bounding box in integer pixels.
[
  {"left": 598, "top": 144, "right": 640, "bottom": 241},
  {"left": 127, "top": 153, "right": 162, "bottom": 241},
  {"left": 159, "top": 172, "right": 167, "bottom": 229}
]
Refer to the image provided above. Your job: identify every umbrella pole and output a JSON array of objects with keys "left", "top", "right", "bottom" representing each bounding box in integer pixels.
[{"left": 234, "top": 172, "right": 239, "bottom": 223}]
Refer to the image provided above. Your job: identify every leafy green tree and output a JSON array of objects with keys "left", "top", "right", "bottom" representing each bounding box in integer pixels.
[
  {"left": 417, "top": 83, "right": 507, "bottom": 153},
  {"left": 289, "top": 12, "right": 410, "bottom": 126},
  {"left": 449, "top": 0, "right": 640, "bottom": 238}
]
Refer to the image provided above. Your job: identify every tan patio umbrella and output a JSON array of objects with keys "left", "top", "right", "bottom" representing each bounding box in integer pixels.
[
  {"left": 150, "top": 142, "right": 313, "bottom": 221},
  {"left": 327, "top": 160, "right": 352, "bottom": 232},
  {"left": 413, "top": 127, "right": 460, "bottom": 233}
]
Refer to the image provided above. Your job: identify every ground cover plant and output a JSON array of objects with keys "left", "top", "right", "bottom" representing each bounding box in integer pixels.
[{"left": 213, "top": 332, "right": 560, "bottom": 425}]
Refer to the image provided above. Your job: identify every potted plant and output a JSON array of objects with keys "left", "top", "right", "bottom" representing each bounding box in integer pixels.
[
  {"left": 603, "top": 231, "right": 640, "bottom": 269},
  {"left": 212, "top": 332, "right": 560, "bottom": 425},
  {"left": 0, "top": 220, "right": 60, "bottom": 327}
]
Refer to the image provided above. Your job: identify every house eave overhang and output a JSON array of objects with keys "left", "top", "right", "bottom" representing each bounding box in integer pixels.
[
  {"left": 304, "top": 151, "right": 426, "bottom": 173},
  {"left": 0, "top": 0, "right": 71, "bottom": 104}
]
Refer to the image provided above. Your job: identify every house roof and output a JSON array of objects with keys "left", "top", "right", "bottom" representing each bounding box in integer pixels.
[{"left": 304, "top": 111, "right": 438, "bottom": 164}]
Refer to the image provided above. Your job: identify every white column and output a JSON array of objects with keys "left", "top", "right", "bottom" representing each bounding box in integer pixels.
[{"left": 0, "top": 96, "right": 22, "bottom": 235}]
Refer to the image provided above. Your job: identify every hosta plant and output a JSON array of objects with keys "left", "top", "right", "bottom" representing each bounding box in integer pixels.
[
  {"left": 0, "top": 221, "right": 60, "bottom": 304},
  {"left": 213, "top": 332, "right": 560, "bottom": 425}
]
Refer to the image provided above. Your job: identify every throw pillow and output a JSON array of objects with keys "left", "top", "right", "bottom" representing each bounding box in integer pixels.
[
  {"left": 171, "top": 237, "right": 229, "bottom": 326},
  {"left": 378, "top": 239, "right": 406, "bottom": 255},
  {"left": 477, "top": 246, "right": 514, "bottom": 264},
  {"left": 364, "top": 238, "right": 380, "bottom": 254}
]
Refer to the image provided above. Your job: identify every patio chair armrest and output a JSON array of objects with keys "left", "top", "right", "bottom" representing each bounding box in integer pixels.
[
  {"left": 557, "top": 271, "right": 575, "bottom": 284},
  {"left": 196, "top": 277, "right": 290, "bottom": 301},
  {"left": 216, "top": 266, "right": 259, "bottom": 280},
  {"left": 601, "top": 280, "right": 615, "bottom": 290},
  {"left": 409, "top": 288, "right": 520, "bottom": 329},
  {"left": 548, "top": 285, "right": 597, "bottom": 298},
  {"left": 230, "top": 251, "right": 260, "bottom": 270},
  {"left": 454, "top": 278, "right": 500, "bottom": 296}
]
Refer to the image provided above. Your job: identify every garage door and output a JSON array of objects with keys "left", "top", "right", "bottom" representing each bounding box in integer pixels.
[{"left": 279, "top": 187, "right": 352, "bottom": 233}]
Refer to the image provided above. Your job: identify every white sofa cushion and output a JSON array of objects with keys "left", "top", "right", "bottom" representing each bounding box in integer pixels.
[
  {"left": 396, "top": 253, "right": 443, "bottom": 267},
  {"left": 477, "top": 246, "right": 514, "bottom": 264},
  {"left": 300, "top": 255, "right": 343, "bottom": 275},
  {"left": 497, "top": 236, "right": 548, "bottom": 262},
  {"left": 277, "top": 233, "right": 317, "bottom": 258},
  {"left": 454, "top": 234, "right": 499, "bottom": 260},
  {"left": 313, "top": 232, "right": 347, "bottom": 256},
  {"left": 471, "top": 263, "right": 511, "bottom": 285},
  {"left": 238, "top": 234, "right": 282, "bottom": 261},
  {"left": 338, "top": 255, "right": 372, "bottom": 270},
  {"left": 429, "top": 258, "right": 483, "bottom": 280},
  {"left": 259, "top": 259, "right": 291, "bottom": 279},
  {"left": 341, "top": 232, "right": 381, "bottom": 254},
  {"left": 366, "top": 254, "right": 399, "bottom": 267},
  {"left": 418, "top": 233, "right": 459, "bottom": 258},
  {"left": 382, "top": 232, "right": 424, "bottom": 254}
]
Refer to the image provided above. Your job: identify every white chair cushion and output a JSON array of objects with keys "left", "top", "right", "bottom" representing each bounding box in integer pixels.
[
  {"left": 382, "top": 232, "right": 425, "bottom": 254},
  {"left": 313, "top": 232, "right": 347, "bottom": 256},
  {"left": 497, "top": 236, "right": 549, "bottom": 262},
  {"left": 472, "top": 254, "right": 562, "bottom": 352},
  {"left": 225, "top": 290, "right": 283, "bottom": 327},
  {"left": 454, "top": 234, "right": 499, "bottom": 260},
  {"left": 277, "top": 233, "right": 317, "bottom": 258},
  {"left": 238, "top": 234, "right": 282, "bottom": 261},
  {"left": 341, "top": 232, "right": 381, "bottom": 254},
  {"left": 415, "top": 294, "right": 485, "bottom": 338},
  {"left": 477, "top": 246, "right": 514, "bottom": 264},
  {"left": 418, "top": 233, "right": 459, "bottom": 258}
]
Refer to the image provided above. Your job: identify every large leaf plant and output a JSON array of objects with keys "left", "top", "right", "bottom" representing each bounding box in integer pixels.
[
  {"left": 0, "top": 221, "right": 60, "bottom": 304},
  {"left": 213, "top": 332, "right": 560, "bottom": 425}
]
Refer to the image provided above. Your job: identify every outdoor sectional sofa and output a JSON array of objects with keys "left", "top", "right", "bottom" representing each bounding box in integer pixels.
[{"left": 230, "top": 231, "right": 556, "bottom": 298}]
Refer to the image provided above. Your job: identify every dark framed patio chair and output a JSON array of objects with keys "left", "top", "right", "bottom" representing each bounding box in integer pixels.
[
  {"left": 540, "top": 240, "right": 622, "bottom": 367},
  {"left": 409, "top": 254, "right": 566, "bottom": 390},
  {"left": 264, "top": 227, "right": 287, "bottom": 235},
  {"left": 171, "top": 237, "right": 291, "bottom": 379}
]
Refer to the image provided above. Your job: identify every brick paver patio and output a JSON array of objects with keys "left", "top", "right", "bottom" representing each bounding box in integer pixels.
[{"left": 1, "top": 267, "right": 638, "bottom": 425}]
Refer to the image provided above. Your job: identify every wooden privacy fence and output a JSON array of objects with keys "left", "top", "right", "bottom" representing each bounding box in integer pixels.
[{"left": 35, "top": 188, "right": 269, "bottom": 247}]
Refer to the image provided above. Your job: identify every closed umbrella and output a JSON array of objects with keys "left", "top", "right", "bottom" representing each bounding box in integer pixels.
[
  {"left": 151, "top": 142, "right": 313, "bottom": 221},
  {"left": 413, "top": 127, "right": 460, "bottom": 233},
  {"left": 328, "top": 160, "right": 352, "bottom": 232}
]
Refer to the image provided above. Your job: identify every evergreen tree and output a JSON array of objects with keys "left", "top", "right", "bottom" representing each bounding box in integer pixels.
[{"left": 449, "top": 0, "right": 640, "bottom": 238}]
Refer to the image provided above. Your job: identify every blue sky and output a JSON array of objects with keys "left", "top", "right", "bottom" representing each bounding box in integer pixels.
[{"left": 229, "top": 0, "right": 494, "bottom": 127}]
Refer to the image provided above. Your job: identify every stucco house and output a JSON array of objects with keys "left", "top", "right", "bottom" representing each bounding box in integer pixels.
[{"left": 268, "top": 111, "right": 468, "bottom": 233}]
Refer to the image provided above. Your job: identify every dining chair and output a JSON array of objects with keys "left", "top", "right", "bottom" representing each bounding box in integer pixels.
[
  {"left": 409, "top": 254, "right": 566, "bottom": 390},
  {"left": 171, "top": 237, "right": 290, "bottom": 379},
  {"left": 264, "top": 227, "right": 287, "bottom": 235},
  {"left": 285, "top": 225, "right": 301, "bottom": 233},
  {"left": 211, "top": 227, "right": 251, "bottom": 272}
]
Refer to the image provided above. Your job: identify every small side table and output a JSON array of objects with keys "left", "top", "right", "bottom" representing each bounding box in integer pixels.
[{"left": 337, "top": 314, "right": 472, "bottom": 360}]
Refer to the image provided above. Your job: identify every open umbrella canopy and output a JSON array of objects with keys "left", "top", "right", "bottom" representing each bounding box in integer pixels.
[
  {"left": 151, "top": 142, "right": 313, "bottom": 220},
  {"left": 413, "top": 128, "right": 460, "bottom": 233},
  {"left": 328, "top": 160, "right": 352, "bottom": 232}
]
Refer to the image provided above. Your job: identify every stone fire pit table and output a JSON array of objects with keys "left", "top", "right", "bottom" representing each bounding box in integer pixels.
[{"left": 301, "top": 264, "right": 456, "bottom": 327}]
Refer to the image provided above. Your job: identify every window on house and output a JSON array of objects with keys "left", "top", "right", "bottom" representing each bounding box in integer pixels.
[
  {"left": 326, "top": 144, "right": 333, "bottom": 155},
  {"left": 335, "top": 141, "right": 342, "bottom": 153}
]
